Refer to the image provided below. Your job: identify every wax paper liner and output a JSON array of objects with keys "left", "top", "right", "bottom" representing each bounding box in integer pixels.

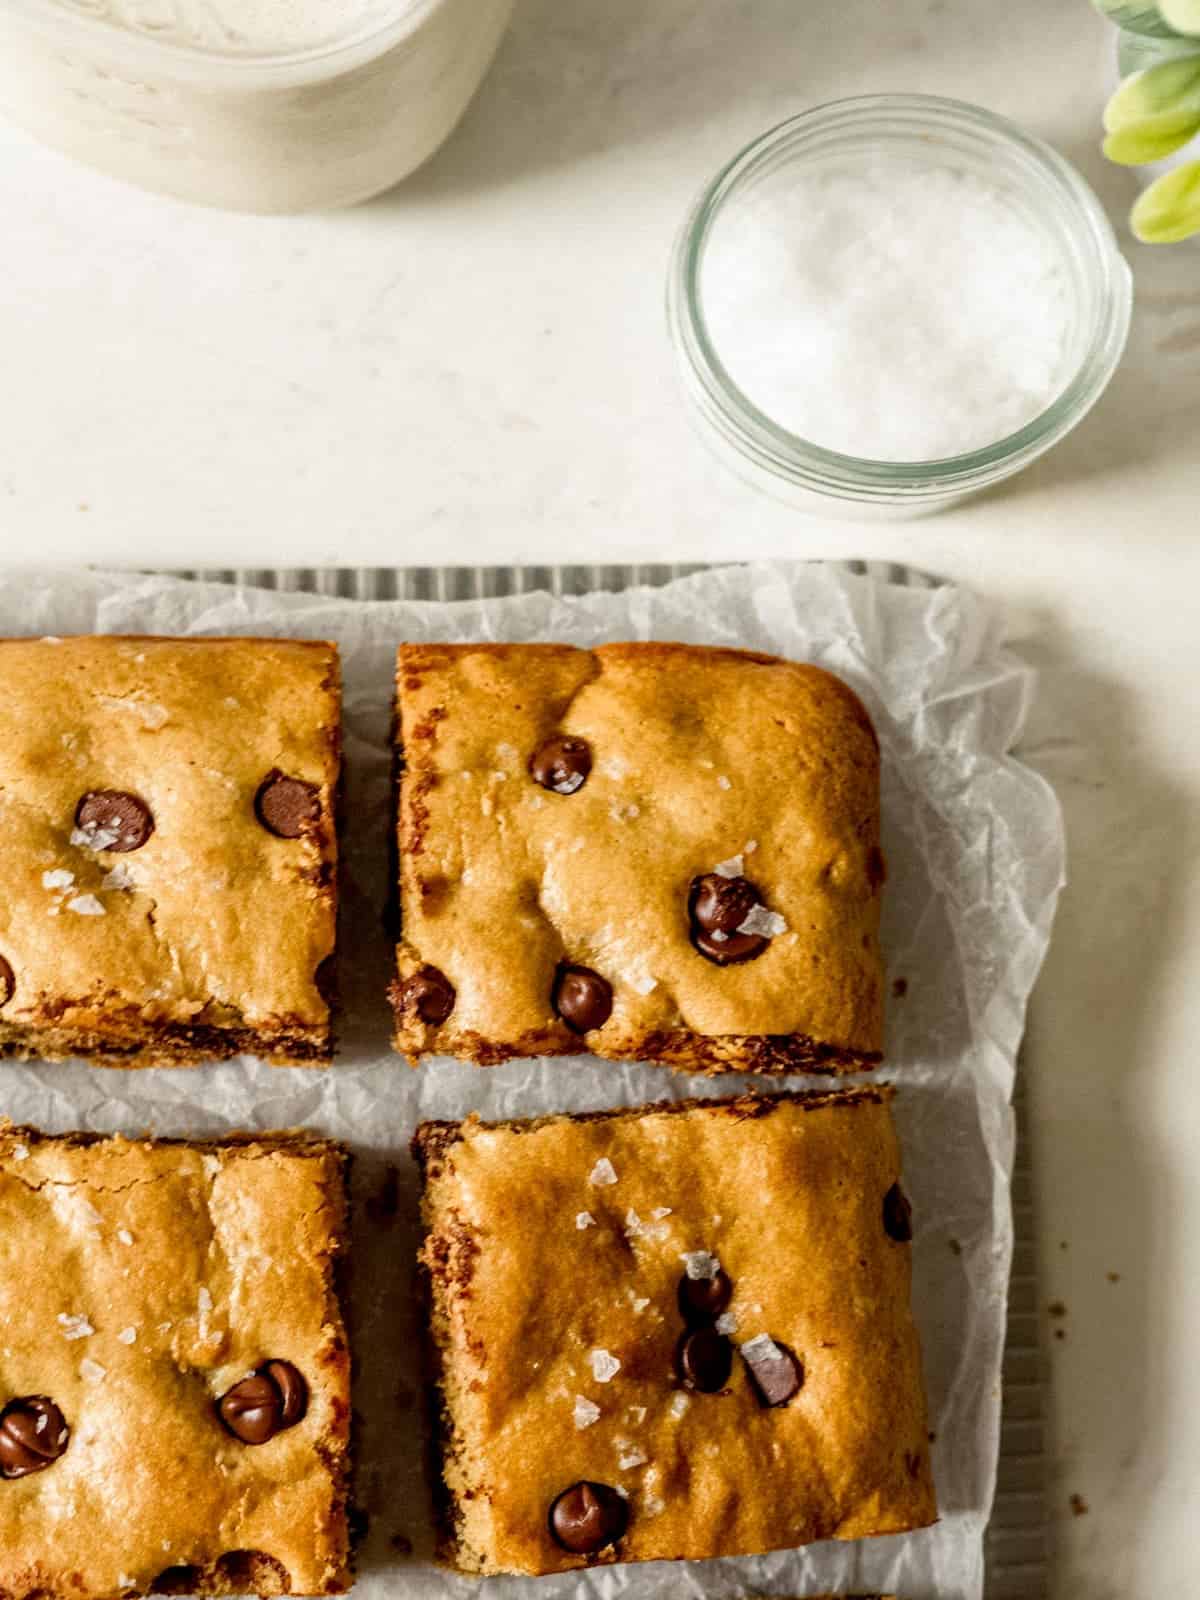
[{"left": 0, "top": 563, "right": 1065, "bottom": 1600}]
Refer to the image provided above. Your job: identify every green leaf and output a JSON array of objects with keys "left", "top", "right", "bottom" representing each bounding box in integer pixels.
[
  {"left": 1131, "top": 160, "right": 1200, "bottom": 239},
  {"left": 1093, "top": 0, "right": 1186, "bottom": 37},
  {"left": 1159, "top": 0, "right": 1200, "bottom": 35},
  {"left": 1105, "top": 121, "right": 1199, "bottom": 160},
  {"left": 1103, "top": 57, "right": 1200, "bottom": 163}
]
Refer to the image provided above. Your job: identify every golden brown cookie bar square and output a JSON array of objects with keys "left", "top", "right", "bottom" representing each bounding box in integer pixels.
[
  {"left": 0, "top": 1125, "right": 351, "bottom": 1598},
  {"left": 391, "top": 642, "right": 883, "bottom": 1073},
  {"left": 0, "top": 637, "right": 340, "bottom": 1067},
  {"left": 413, "top": 1087, "right": 935, "bottom": 1576}
]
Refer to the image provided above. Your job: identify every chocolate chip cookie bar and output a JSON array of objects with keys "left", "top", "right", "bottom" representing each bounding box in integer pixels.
[
  {"left": 0, "top": 1125, "right": 351, "bottom": 1598},
  {"left": 0, "top": 636, "right": 340, "bottom": 1066},
  {"left": 413, "top": 1086, "right": 935, "bottom": 1576},
  {"left": 391, "top": 642, "right": 884, "bottom": 1073}
]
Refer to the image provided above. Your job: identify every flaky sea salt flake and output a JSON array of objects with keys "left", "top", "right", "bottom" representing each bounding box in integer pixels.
[
  {"left": 716, "top": 775, "right": 732, "bottom": 791},
  {"left": 680, "top": 1250, "right": 721, "bottom": 1281},
  {"left": 117, "top": 1327, "right": 137, "bottom": 1345},
  {"left": 12, "top": 1144, "right": 28, "bottom": 1161},
  {"left": 117, "top": 1228, "right": 134, "bottom": 1246},
  {"left": 71, "top": 822, "right": 121, "bottom": 851},
  {"left": 79, "top": 1357, "right": 106, "bottom": 1383},
  {"left": 628, "top": 969, "right": 658, "bottom": 996},
  {"left": 715, "top": 1311, "right": 739, "bottom": 1336},
  {"left": 713, "top": 854, "right": 744, "bottom": 879},
  {"left": 573, "top": 1395, "right": 601, "bottom": 1430},
  {"left": 589, "top": 1158, "right": 618, "bottom": 1187},
  {"left": 58, "top": 1313, "right": 95, "bottom": 1340},
  {"left": 590, "top": 1349, "right": 621, "bottom": 1383},
  {"left": 737, "top": 904, "right": 788, "bottom": 939},
  {"left": 101, "top": 864, "right": 135, "bottom": 892},
  {"left": 42, "top": 869, "right": 75, "bottom": 891},
  {"left": 741, "top": 1333, "right": 784, "bottom": 1364},
  {"left": 669, "top": 1392, "right": 690, "bottom": 1419},
  {"left": 575, "top": 1212, "right": 596, "bottom": 1230},
  {"left": 66, "top": 894, "right": 105, "bottom": 917},
  {"left": 618, "top": 1447, "right": 648, "bottom": 1471}
]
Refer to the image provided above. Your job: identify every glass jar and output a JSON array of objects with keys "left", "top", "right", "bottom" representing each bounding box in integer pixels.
[
  {"left": 667, "top": 94, "right": 1134, "bottom": 518},
  {"left": 0, "top": 0, "right": 514, "bottom": 212}
]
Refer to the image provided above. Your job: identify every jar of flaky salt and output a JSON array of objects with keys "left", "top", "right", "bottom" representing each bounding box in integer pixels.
[{"left": 668, "top": 94, "right": 1133, "bottom": 517}]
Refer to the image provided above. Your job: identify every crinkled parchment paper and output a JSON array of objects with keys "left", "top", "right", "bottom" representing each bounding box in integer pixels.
[{"left": 0, "top": 563, "right": 1064, "bottom": 1600}]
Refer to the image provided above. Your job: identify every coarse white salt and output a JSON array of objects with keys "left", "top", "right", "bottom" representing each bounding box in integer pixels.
[
  {"left": 590, "top": 1348, "right": 621, "bottom": 1383},
  {"left": 669, "top": 1392, "right": 690, "bottom": 1418},
  {"left": 702, "top": 156, "right": 1073, "bottom": 462},
  {"left": 573, "top": 1395, "right": 601, "bottom": 1429},
  {"left": 737, "top": 904, "right": 788, "bottom": 939},
  {"left": 79, "top": 1357, "right": 107, "bottom": 1382},
  {"left": 66, "top": 894, "right": 105, "bottom": 917},
  {"left": 575, "top": 1212, "right": 596, "bottom": 1230},
  {"left": 680, "top": 1250, "right": 721, "bottom": 1281},
  {"left": 715, "top": 1311, "right": 739, "bottom": 1336},
  {"left": 42, "top": 868, "right": 75, "bottom": 890},
  {"left": 117, "top": 1229, "right": 134, "bottom": 1246},
  {"left": 589, "top": 1158, "right": 618, "bottom": 1187},
  {"left": 713, "top": 854, "right": 744, "bottom": 879},
  {"left": 741, "top": 1333, "right": 784, "bottom": 1364},
  {"left": 117, "top": 1327, "right": 137, "bottom": 1345}
]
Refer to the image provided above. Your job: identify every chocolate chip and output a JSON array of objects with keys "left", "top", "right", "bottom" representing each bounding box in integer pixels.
[
  {"left": 151, "top": 1568, "right": 203, "bottom": 1596},
  {"left": 75, "top": 790, "right": 154, "bottom": 853},
  {"left": 529, "top": 735, "right": 592, "bottom": 795},
  {"left": 262, "top": 1360, "right": 307, "bottom": 1428},
  {"left": 0, "top": 1396, "right": 69, "bottom": 1478},
  {"left": 400, "top": 966, "right": 456, "bottom": 1026},
  {"left": 217, "top": 1361, "right": 307, "bottom": 1445},
  {"left": 314, "top": 955, "right": 337, "bottom": 1009},
  {"left": 677, "top": 1267, "right": 733, "bottom": 1325},
  {"left": 676, "top": 1327, "right": 733, "bottom": 1393},
  {"left": 255, "top": 771, "right": 321, "bottom": 839},
  {"left": 742, "top": 1338, "right": 803, "bottom": 1406},
  {"left": 883, "top": 1182, "right": 913, "bottom": 1243},
  {"left": 552, "top": 964, "right": 613, "bottom": 1033},
  {"left": 688, "top": 873, "right": 769, "bottom": 966},
  {"left": 0, "top": 957, "right": 13, "bottom": 1011},
  {"left": 548, "top": 1481, "right": 629, "bottom": 1554}
]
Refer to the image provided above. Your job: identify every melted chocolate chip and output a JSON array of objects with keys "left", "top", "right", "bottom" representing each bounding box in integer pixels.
[
  {"left": 676, "top": 1327, "right": 733, "bottom": 1393},
  {"left": 255, "top": 771, "right": 321, "bottom": 839},
  {"left": 742, "top": 1338, "right": 803, "bottom": 1407},
  {"left": 400, "top": 966, "right": 456, "bottom": 1026},
  {"left": 548, "top": 1481, "right": 629, "bottom": 1554},
  {"left": 0, "top": 1396, "right": 69, "bottom": 1479},
  {"left": 552, "top": 964, "right": 613, "bottom": 1034},
  {"left": 75, "top": 790, "right": 155, "bottom": 853},
  {"left": 883, "top": 1182, "right": 913, "bottom": 1243},
  {"left": 677, "top": 1267, "right": 733, "bottom": 1325},
  {"left": 217, "top": 1361, "right": 308, "bottom": 1445},
  {"left": 0, "top": 956, "right": 13, "bottom": 1011},
  {"left": 529, "top": 735, "right": 592, "bottom": 796},
  {"left": 688, "top": 873, "right": 769, "bottom": 966}
]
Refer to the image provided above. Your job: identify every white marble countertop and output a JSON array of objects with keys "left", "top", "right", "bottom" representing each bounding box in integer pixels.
[{"left": 2, "top": 0, "right": 1200, "bottom": 1591}]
